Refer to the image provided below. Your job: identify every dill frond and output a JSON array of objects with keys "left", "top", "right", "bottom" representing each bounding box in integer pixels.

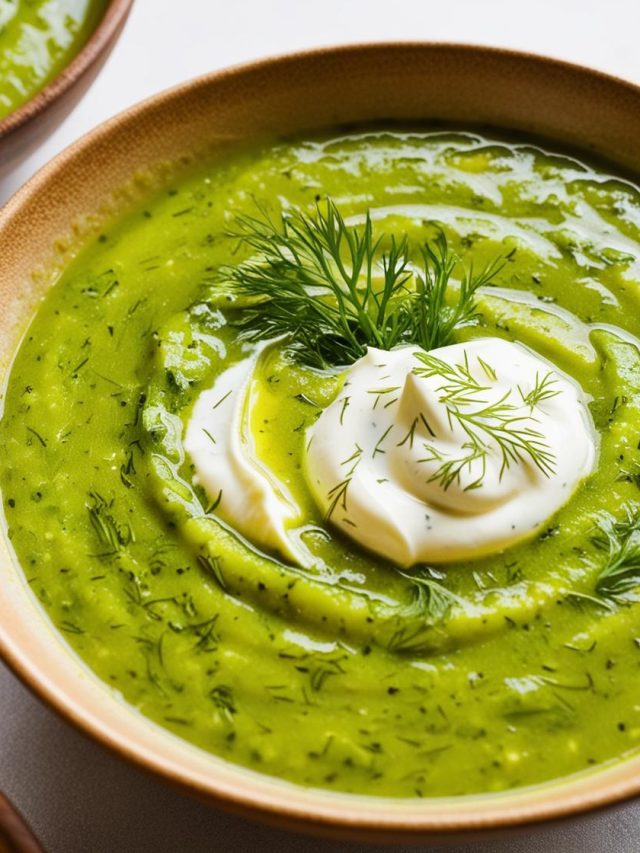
[
  {"left": 413, "top": 352, "right": 557, "bottom": 490},
  {"left": 398, "top": 567, "right": 460, "bottom": 624},
  {"left": 519, "top": 372, "right": 560, "bottom": 409},
  {"left": 86, "top": 491, "right": 134, "bottom": 556},
  {"left": 219, "top": 199, "right": 507, "bottom": 368},
  {"left": 592, "top": 506, "right": 640, "bottom": 600}
]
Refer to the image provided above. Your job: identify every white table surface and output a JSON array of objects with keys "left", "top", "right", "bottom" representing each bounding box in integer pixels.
[{"left": 2, "top": 1, "right": 640, "bottom": 850}]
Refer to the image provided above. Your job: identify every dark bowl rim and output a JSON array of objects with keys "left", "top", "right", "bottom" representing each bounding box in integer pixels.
[{"left": 0, "top": 791, "right": 43, "bottom": 852}]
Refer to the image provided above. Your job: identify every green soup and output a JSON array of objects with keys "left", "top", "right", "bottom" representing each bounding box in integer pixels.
[
  {"left": 0, "top": 0, "right": 109, "bottom": 121},
  {"left": 3, "top": 130, "right": 640, "bottom": 798}
]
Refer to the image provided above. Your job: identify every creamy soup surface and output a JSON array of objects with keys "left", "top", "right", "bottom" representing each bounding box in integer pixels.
[{"left": 3, "top": 130, "right": 640, "bottom": 797}]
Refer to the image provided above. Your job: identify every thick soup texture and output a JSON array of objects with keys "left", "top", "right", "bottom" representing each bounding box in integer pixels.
[
  {"left": 3, "top": 131, "right": 640, "bottom": 797},
  {"left": 0, "top": 0, "right": 108, "bottom": 120}
]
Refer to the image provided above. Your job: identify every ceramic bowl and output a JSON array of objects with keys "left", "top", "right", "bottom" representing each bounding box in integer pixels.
[
  {"left": 1, "top": 44, "right": 640, "bottom": 843},
  {"left": 0, "top": 0, "right": 134, "bottom": 179}
]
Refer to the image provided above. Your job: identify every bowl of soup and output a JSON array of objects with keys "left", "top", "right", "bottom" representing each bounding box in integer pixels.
[
  {"left": 0, "top": 0, "right": 133, "bottom": 178},
  {"left": 2, "top": 44, "right": 640, "bottom": 842}
]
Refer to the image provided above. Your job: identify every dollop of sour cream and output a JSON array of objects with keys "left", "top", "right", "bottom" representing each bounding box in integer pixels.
[
  {"left": 184, "top": 345, "right": 302, "bottom": 563},
  {"left": 305, "top": 339, "right": 596, "bottom": 566}
]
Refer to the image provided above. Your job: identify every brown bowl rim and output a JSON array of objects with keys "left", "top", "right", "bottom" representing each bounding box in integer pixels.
[
  {"left": 2, "top": 42, "right": 640, "bottom": 842},
  {"left": 0, "top": 0, "right": 134, "bottom": 140},
  {"left": 0, "top": 792, "right": 43, "bottom": 853}
]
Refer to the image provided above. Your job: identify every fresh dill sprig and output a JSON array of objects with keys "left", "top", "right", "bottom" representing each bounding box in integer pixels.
[
  {"left": 519, "top": 372, "right": 560, "bottom": 410},
  {"left": 219, "top": 200, "right": 508, "bottom": 369},
  {"left": 413, "top": 352, "right": 557, "bottom": 491},
  {"left": 398, "top": 567, "right": 460, "bottom": 624},
  {"left": 209, "top": 684, "right": 236, "bottom": 722},
  {"left": 414, "top": 235, "right": 509, "bottom": 352},
  {"left": 86, "top": 491, "right": 134, "bottom": 556},
  {"left": 592, "top": 506, "right": 640, "bottom": 600},
  {"left": 616, "top": 461, "right": 640, "bottom": 490},
  {"left": 324, "top": 443, "right": 363, "bottom": 523}
]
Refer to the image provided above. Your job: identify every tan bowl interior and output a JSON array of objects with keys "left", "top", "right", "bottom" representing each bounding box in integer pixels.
[{"left": 1, "top": 44, "right": 640, "bottom": 842}]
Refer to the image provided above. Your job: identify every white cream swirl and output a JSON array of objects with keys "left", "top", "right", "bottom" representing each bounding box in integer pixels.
[
  {"left": 304, "top": 339, "right": 596, "bottom": 566},
  {"left": 184, "top": 344, "right": 302, "bottom": 563}
]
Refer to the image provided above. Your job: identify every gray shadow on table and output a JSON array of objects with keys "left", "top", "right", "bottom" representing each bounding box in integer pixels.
[{"left": 1, "top": 663, "right": 638, "bottom": 853}]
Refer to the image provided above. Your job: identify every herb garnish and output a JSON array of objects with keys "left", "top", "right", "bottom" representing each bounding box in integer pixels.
[
  {"left": 220, "top": 200, "right": 508, "bottom": 368},
  {"left": 413, "top": 352, "right": 558, "bottom": 491},
  {"left": 325, "top": 444, "right": 363, "bottom": 522},
  {"left": 209, "top": 685, "right": 236, "bottom": 722},
  {"left": 592, "top": 506, "right": 640, "bottom": 600},
  {"left": 86, "top": 491, "right": 134, "bottom": 556},
  {"left": 399, "top": 567, "right": 461, "bottom": 624}
]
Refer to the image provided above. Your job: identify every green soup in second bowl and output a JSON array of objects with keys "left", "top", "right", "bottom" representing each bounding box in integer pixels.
[{"left": 0, "top": 0, "right": 109, "bottom": 121}]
